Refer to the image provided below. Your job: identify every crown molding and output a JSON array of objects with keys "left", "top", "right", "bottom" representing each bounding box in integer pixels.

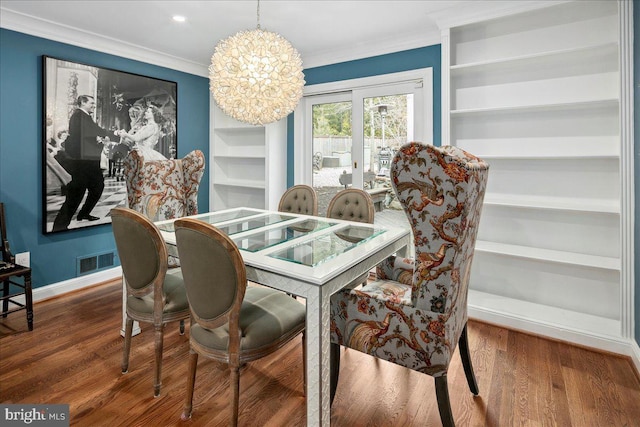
[
  {"left": 302, "top": 31, "right": 442, "bottom": 69},
  {"left": 1, "top": 6, "right": 444, "bottom": 74},
  {"left": 1, "top": 2, "right": 554, "bottom": 74},
  {"left": 0, "top": 8, "right": 209, "bottom": 77},
  {"left": 431, "top": 0, "right": 569, "bottom": 29}
]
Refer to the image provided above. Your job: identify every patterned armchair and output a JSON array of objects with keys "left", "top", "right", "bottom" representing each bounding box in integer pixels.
[
  {"left": 123, "top": 149, "right": 205, "bottom": 222},
  {"left": 330, "top": 142, "right": 489, "bottom": 427}
]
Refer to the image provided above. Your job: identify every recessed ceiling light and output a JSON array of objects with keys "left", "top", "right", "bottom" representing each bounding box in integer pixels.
[{"left": 173, "top": 15, "right": 186, "bottom": 23}]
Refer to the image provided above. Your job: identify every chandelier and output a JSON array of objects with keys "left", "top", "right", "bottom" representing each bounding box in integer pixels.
[{"left": 209, "top": 0, "right": 305, "bottom": 126}]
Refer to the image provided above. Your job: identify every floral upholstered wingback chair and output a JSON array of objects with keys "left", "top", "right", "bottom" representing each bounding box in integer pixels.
[
  {"left": 124, "top": 149, "right": 205, "bottom": 268},
  {"left": 124, "top": 149, "right": 205, "bottom": 222},
  {"left": 330, "top": 142, "right": 489, "bottom": 427}
]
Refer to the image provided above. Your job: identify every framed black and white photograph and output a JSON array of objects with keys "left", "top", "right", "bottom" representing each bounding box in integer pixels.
[{"left": 42, "top": 56, "right": 177, "bottom": 234}]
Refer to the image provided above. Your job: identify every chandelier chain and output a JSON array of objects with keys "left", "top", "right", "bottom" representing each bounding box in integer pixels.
[{"left": 256, "top": 0, "right": 261, "bottom": 30}]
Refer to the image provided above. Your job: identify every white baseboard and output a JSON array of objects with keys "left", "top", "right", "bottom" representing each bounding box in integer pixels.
[
  {"left": 32, "top": 267, "right": 122, "bottom": 303},
  {"left": 469, "top": 305, "right": 637, "bottom": 360},
  {"left": 631, "top": 340, "right": 640, "bottom": 377},
  {"left": 5, "top": 266, "right": 138, "bottom": 337}
]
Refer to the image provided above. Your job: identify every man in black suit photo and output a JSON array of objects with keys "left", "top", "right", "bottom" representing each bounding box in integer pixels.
[{"left": 52, "top": 95, "right": 117, "bottom": 232}]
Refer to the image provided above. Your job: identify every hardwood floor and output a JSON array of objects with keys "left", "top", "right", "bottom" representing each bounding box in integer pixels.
[{"left": 1, "top": 279, "right": 639, "bottom": 426}]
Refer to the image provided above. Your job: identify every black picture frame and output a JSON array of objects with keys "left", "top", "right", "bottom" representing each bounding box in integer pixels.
[{"left": 42, "top": 56, "right": 177, "bottom": 234}]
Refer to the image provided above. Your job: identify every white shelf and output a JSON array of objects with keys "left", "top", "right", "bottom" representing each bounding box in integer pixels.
[
  {"left": 478, "top": 154, "right": 619, "bottom": 160},
  {"left": 212, "top": 105, "right": 286, "bottom": 210},
  {"left": 468, "top": 290, "right": 621, "bottom": 339},
  {"left": 450, "top": 1, "right": 617, "bottom": 65},
  {"left": 450, "top": 42, "right": 618, "bottom": 73},
  {"left": 213, "top": 127, "right": 266, "bottom": 158},
  {"left": 214, "top": 154, "right": 266, "bottom": 159},
  {"left": 213, "top": 179, "right": 265, "bottom": 190},
  {"left": 215, "top": 125, "right": 262, "bottom": 131},
  {"left": 446, "top": 0, "right": 623, "bottom": 348},
  {"left": 483, "top": 193, "right": 619, "bottom": 214},
  {"left": 475, "top": 240, "right": 620, "bottom": 271},
  {"left": 214, "top": 128, "right": 265, "bottom": 136},
  {"left": 212, "top": 185, "right": 266, "bottom": 210},
  {"left": 450, "top": 98, "right": 618, "bottom": 117}
]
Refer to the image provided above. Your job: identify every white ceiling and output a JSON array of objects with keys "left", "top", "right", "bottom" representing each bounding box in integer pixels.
[{"left": 0, "top": 0, "right": 557, "bottom": 76}]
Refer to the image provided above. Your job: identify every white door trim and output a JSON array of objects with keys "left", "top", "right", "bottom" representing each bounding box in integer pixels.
[{"left": 294, "top": 68, "right": 433, "bottom": 185}]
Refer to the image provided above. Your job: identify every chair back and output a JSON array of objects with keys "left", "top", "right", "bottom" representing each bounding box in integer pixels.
[
  {"left": 278, "top": 184, "right": 318, "bottom": 216},
  {"left": 124, "top": 149, "right": 205, "bottom": 221},
  {"left": 390, "top": 142, "right": 489, "bottom": 312},
  {"left": 111, "top": 207, "right": 168, "bottom": 296},
  {"left": 326, "top": 188, "right": 375, "bottom": 224},
  {"left": 174, "top": 218, "right": 246, "bottom": 332}
]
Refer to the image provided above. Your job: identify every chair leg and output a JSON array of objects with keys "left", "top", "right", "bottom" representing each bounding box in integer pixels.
[
  {"left": 24, "top": 273, "right": 33, "bottom": 331},
  {"left": 458, "top": 323, "right": 479, "bottom": 395},
  {"left": 121, "top": 318, "right": 133, "bottom": 373},
  {"left": 179, "top": 319, "right": 185, "bottom": 335},
  {"left": 153, "top": 324, "right": 165, "bottom": 397},
  {"left": 330, "top": 343, "right": 340, "bottom": 406},
  {"left": 181, "top": 350, "right": 199, "bottom": 421},
  {"left": 2, "top": 280, "right": 8, "bottom": 318},
  {"left": 435, "top": 375, "right": 455, "bottom": 427},
  {"left": 230, "top": 364, "right": 240, "bottom": 427}
]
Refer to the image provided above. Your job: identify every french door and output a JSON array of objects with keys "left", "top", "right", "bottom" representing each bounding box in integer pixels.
[{"left": 295, "top": 69, "right": 431, "bottom": 216}]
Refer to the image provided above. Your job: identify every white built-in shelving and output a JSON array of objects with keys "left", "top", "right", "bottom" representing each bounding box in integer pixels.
[
  {"left": 443, "top": 0, "right": 626, "bottom": 346},
  {"left": 211, "top": 105, "right": 286, "bottom": 210}
]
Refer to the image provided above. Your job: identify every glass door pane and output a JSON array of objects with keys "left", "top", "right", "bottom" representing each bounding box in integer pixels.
[
  {"left": 363, "top": 94, "right": 413, "bottom": 179},
  {"left": 354, "top": 82, "right": 423, "bottom": 261},
  {"left": 296, "top": 69, "right": 431, "bottom": 261},
  {"left": 311, "top": 100, "right": 352, "bottom": 216}
]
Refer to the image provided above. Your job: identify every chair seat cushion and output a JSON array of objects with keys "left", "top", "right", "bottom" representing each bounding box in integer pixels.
[
  {"left": 126, "top": 269, "right": 189, "bottom": 316},
  {"left": 331, "top": 281, "right": 453, "bottom": 374},
  {"left": 377, "top": 255, "right": 414, "bottom": 286},
  {"left": 190, "top": 287, "right": 305, "bottom": 352},
  {"left": 356, "top": 279, "right": 413, "bottom": 305}
]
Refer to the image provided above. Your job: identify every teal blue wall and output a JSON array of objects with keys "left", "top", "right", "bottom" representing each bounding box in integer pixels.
[
  {"left": 287, "top": 45, "right": 442, "bottom": 186},
  {"left": 0, "top": 29, "right": 210, "bottom": 289},
  {"left": 634, "top": 1, "right": 639, "bottom": 347}
]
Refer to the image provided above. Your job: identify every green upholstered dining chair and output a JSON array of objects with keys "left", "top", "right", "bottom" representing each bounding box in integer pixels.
[
  {"left": 326, "top": 188, "right": 375, "bottom": 224},
  {"left": 111, "top": 207, "right": 190, "bottom": 397},
  {"left": 278, "top": 184, "right": 318, "bottom": 297},
  {"left": 326, "top": 188, "right": 375, "bottom": 287},
  {"left": 174, "top": 218, "right": 306, "bottom": 426},
  {"left": 329, "top": 142, "right": 489, "bottom": 427},
  {"left": 278, "top": 184, "right": 318, "bottom": 216}
]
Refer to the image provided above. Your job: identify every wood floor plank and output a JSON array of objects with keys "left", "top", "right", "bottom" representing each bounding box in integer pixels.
[
  {"left": 540, "top": 340, "right": 572, "bottom": 426},
  {"left": 1, "top": 280, "right": 639, "bottom": 426}
]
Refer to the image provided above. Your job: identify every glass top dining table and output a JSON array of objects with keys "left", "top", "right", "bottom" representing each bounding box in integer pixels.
[{"left": 155, "top": 207, "right": 410, "bottom": 426}]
